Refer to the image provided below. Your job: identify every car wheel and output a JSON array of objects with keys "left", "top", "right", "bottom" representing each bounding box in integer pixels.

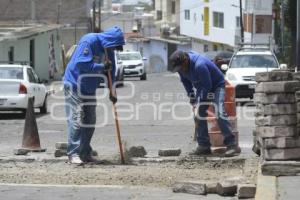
[
  {"left": 40, "top": 96, "right": 48, "bottom": 114},
  {"left": 116, "top": 69, "right": 124, "bottom": 87},
  {"left": 140, "top": 73, "right": 147, "bottom": 81}
]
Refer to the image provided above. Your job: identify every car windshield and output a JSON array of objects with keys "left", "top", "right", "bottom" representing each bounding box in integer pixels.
[
  {"left": 118, "top": 53, "right": 141, "bottom": 61},
  {"left": 0, "top": 67, "right": 23, "bottom": 79},
  {"left": 230, "top": 55, "right": 278, "bottom": 68}
]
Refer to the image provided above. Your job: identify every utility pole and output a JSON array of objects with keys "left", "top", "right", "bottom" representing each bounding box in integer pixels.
[
  {"left": 31, "top": 0, "right": 36, "bottom": 21},
  {"left": 98, "top": 0, "right": 101, "bottom": 32},
  {"left": 92, "top": 0, "right": 96, "bottom": 32},
  {"left": 297, "top": 0, "right": 300, "bottom": 70},
  {"left": 57, "top": 2, "right": 61, "bottom": 24},
  {"left": 280, "top": 0, "right": 284, "bottom": 56},
  {"left": 239, "top": 0, "right": 244, "bottom": 43}
]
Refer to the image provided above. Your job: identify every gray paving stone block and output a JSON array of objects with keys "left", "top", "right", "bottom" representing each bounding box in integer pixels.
[
  {"left": 255, "top": 126, "right": 297, "bottom": 138},
  {"left": 295, "top": 91, "right": 300, "bottom": 101},
  {"left": 261, "top": 160, "right": 300, "bottom": 176},
  {"left": 173, "top": 181, "right": 206, "bottom": 195},
  {"left": 55, "top": 142, "right": 67, "bottom": 150},
  {"left": 158, "top": 148, "right": 181, "bottom": 157},
  {"left": 263, "top": 137, "right": 300, "bottom": 149},
  {"left": 237, "top": 184, "right": 256, "bottom": 199},
  {"left": 252, "top": 136, "right": 261, "bottom": 156},
  {"left": 264, "top": 148, "right": 300, "bottom": 161},
  {"left": 128, "top": 146, "right": 147, "bottom": 157},
  {"left": 297, "top": 113, "right": 300, "bottom": 123},
  {"left": 296, "top": 102, "right": 300, "bottom": 112},
  {"left": 254, "top": 93, "right": 296, "bottom": 104},
  {"left": 206, "top": 182, "right": 217, "bottom": 194},
  {"left": 255, "top": 104, "right": 296, "bottom": 116},
  {"left": 255, "top": 115, "right": 297, "bottom": 126},
  {"left": 13, "top": 148, "right": 30, "bottom": 155},
  {"left": 54, "top": 149, "right": 66, "bottom": 157},
  {"left": 256, "top": 71, "right": 293, "bottom": 82},
  {"left": 255, "top": 81, "right": 300, "bottom": 93},
  {"left": 216, "top": 180, "right": 237, "bottom": 196},
  {"left": 293, "top": 72, "right": 300, "bottom": 82}
]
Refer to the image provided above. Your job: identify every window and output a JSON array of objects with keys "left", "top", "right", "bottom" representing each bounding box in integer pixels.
[
  {"left": 255, "top": 15, "right": 272, "bottom": 33},
  {"left": 8, "top": 46, "right": 14, "bottom": 64},
  {"left": 204, "top": 45, "right": 209, "bottom": 52},
  {"left": 236, "top": 16, "right": 240, "bottom": 28},
  {"left": 213, "top": 44, "right": 218, "bottom": 51},
  {"left": 27, "top": 68, "right": 37, "bottom": 83},
  {"left": 213, "top": 12, "right": 224, "bottom": 28},
  {"left": 0, "top": 67, "right": 23, "bottom": 80},
  {"left": 230, "top": 55, "right": 278, "bottom": 68},
  {"left": 184, "top": 10, "right": 190, "bottom": 20},
  {"left": 157, "top": 10, "right": 162, "bottom": 20},
  {"left": 171, "top": 1, "right": 176, "bottom": 14}
]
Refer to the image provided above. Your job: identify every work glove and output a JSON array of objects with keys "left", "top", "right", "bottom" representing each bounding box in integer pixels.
[
  {"left": 104, "top": 60, "right": 112, "bottom": 72},
  {"left": 109, "top": 91, "right": 117, "bottom": 104}
]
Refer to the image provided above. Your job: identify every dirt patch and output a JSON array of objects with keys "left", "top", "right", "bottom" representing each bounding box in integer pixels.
[{"left": 0, "top": 156, "right": 258, "bottom": 187}]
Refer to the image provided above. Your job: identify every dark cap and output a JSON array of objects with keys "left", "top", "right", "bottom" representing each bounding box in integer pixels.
[{"left": 168, "top": 50, "right": 187, "bottom": 72}]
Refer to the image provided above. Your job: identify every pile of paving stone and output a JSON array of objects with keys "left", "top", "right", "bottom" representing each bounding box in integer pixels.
[{"left": 253, "top": 70, "right": 300, "bottom": 175}]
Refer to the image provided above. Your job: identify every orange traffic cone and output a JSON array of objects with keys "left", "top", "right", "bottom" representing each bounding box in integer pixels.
[{"left": 15, "top": 97, "right": 46, "bottom": 154}]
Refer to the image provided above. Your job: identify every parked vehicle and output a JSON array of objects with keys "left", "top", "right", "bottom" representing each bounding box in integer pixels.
[
  {"left": 117, "top": 51, "right": 147, "bottom": 80},
  {"left": 203, "top": 51, "right": 234, "bottom": 74},
  {"left": 0, "top": 64, "right": 48, "bottom": 114},
  {"left": 222, "top": 44, "right": 285, "bottom": 99}
]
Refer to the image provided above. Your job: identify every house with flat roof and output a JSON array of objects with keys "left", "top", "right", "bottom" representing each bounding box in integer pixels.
[{"left": 0, "top": 24, "right": 62, "bottom": 81}]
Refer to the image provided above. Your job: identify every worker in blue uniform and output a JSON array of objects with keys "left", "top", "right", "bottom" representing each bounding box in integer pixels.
[
  {"left": 168, "top": 50, "right": 238, "bottom": 157},
  {"left": 63, "top": 26, "right": 125, "bottom": 164}
]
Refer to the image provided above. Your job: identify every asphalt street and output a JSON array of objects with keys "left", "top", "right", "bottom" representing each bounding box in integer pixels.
[
  {"left": 0, "top": 72, "right": 255, "bottom": 157},
  {"left": 0, "top": 72, "right": 257, "bottom": 199},
  {"left": 0, "top": 184, "right": 236, "bottom": 200}
]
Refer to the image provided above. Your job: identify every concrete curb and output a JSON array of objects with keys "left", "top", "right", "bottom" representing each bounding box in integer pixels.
[{"left": 255, "top": 164, "right": 277, "bottom": 200}]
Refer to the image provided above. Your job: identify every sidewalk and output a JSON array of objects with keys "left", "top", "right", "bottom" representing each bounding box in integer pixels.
[
  {"left": 255, "top": 166, "right": 300, "bottom": 200},
  {"left": 277, "top": 176, "right": 300, "bottom": 200}
]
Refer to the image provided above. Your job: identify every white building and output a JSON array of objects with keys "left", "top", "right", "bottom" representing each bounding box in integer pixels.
[
  {"left": 154, "top": 0, "right": 180, "bottom": 32},
  {"left": 180, "top": 0, "right": 274, "bottom": 52},
  {"left": 0, "top": 24, "right": 62, "bottom": 81}
]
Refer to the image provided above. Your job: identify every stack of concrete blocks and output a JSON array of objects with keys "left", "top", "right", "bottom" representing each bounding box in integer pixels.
[{"left": 254, "top": 71, "right": 300, "bottom": 162}]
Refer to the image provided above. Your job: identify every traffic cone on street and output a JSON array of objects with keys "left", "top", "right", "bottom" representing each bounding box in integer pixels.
[{"left": 14, "top": 97, "right": 46, "bottom": 155}]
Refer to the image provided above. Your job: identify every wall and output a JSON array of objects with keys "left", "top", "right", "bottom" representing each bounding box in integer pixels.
[
  {"left": 0, "top": 0, "right": 88, "bottom": 24},
  {"left": 0, "top": 29, "right": 62, "bottom": 81},
  {"left": 180, "top": 0, "right": 242, "bottom": 47},
  {"left": 127, "top": 39, "right": 191, "bottom": 73}
]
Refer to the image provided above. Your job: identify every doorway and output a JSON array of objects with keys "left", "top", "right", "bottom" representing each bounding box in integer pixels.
[{"left": 30, "top": 39, "right": 35, "bottom": 68}]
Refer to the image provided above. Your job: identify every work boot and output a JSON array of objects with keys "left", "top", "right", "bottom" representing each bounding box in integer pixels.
[
  {"left": 189, "top": 146, "right": 211, "bottom": 156},
  {"left": 68, "top": 155, "right": 84, "bottom": 165},
  {"left": 225, "top": 145, "right": 239, "bottom": 157},
  {"left": 81, "top": 155, "right": 104, "bottom": 164}
]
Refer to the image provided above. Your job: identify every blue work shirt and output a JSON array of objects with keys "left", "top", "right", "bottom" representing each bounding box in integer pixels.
[
  {"left": 63, "top": 26, "right": 125, "bottom": 95},
  {"left": 179, "top": 51, "right": 225, "bottom": 102}
]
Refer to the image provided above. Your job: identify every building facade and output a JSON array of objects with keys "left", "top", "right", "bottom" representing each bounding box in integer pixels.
[
  {"left": 180, "top": 0, "right": 274, "bottom": 52},
  {"left": 0, "top": 25, "right": 62, "bottom": 81}
]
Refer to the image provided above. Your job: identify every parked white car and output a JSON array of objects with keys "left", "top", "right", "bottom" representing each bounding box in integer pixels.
[
  {"left": 0, "top": 64, "right": 48, "bottom": 114},
  {"left": 222, "top": 46, "right": 285, "bottom": 99},
  {"left": 117, "top": 51, "right": 147, "bottom": 80}
]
